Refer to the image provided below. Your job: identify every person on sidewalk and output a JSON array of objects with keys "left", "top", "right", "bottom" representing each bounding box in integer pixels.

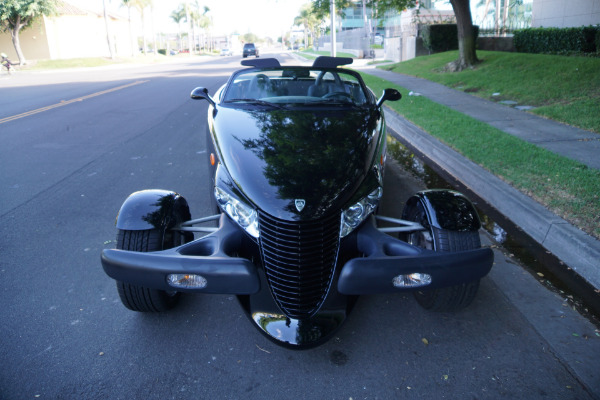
[{"left": 1, "top": 52, "right": 14, "bottom": 73}]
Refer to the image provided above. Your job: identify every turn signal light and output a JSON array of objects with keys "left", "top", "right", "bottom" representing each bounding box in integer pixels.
[
  {"left": 167, "top": 274, "right": 208, "bottom": 289},
  {"left": 392, "top": 273, "right": 432, "bottom": 288},
  {"left": 210, "top": 153, "right": 215, "bottom": 166}
]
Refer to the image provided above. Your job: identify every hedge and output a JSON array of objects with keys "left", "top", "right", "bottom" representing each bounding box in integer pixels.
[
  {"left": 419, "top": 24, "right": 480, "bottom": 53},
  {"left": 514, "top": 26, "right": 600, "bottom": 54}
]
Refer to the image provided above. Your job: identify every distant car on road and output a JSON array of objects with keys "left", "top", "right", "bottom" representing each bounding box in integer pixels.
[
  {"left": 242, "top": 43, "right": 259, "bottom": 58},
  {"left": 220, "top": 48, "right": 233, "bottom": 56}
]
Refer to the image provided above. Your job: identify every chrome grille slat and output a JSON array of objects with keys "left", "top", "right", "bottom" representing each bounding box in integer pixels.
[{"left": 258, "top": 212, "right": 341, "bottom": 319}]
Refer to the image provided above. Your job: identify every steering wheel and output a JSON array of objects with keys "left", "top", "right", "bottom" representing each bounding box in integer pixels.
[
  {"left": 322, "top": 91, "right": 353, "bottom": 101},
  {"left": 249, "top": 73, "right": 271, "bottom": 96}
]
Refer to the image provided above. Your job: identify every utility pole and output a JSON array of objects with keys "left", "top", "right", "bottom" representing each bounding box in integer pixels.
[
  {"left": 331, "top": 0, "right": 336, "bottom": 57},
  {"left": 102, "top": 0, "right": 115, "bottom": 59},
  {"left": 186, "top": 0, "right": 193, "bottom": 55}
]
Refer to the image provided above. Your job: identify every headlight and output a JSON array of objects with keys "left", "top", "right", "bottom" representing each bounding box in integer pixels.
[
  {"left": 340, "top": 187, "right": 383, "bottom": 237},
  {"left": 215, "top": 187, "right": 259, "bottom": 238}
]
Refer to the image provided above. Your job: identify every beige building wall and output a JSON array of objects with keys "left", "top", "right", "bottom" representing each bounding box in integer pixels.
[
  {"left": 44, "top": 14, "right": 132, "bottom": 59},
  {"left": 532, "top": 0, "right": 600, "bottom": 27},
  {"left": 1, "top": 4, "right": 133, "bottom": 62},
  {"left": 0, "top": 20, "right": 51, "bottom": 61}
]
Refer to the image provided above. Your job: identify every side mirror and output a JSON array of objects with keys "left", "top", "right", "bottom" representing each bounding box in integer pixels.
[
  {"left": 376, "top": 88, "right": 402, "bottom": 107},
  {"left": 190, "top": 87, "right": 216, "bottom": 108}
]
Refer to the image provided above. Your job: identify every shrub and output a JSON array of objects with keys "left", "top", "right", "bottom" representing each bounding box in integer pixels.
[
  {"left": 158, "top": 49, "right": 167, "bottom": 55},
  {"left": 514, "top": 26, "right": 600, "bottom": 54},
  {"left": 419, "top": 24, "right": 479, "bottom": 53}
]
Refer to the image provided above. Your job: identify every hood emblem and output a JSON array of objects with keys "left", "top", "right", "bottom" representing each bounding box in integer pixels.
[{"left": 295, "top": 199, "right": 306, "bottom": 212}]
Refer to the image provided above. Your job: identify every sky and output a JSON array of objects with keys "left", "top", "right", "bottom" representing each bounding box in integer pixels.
[{"left": 69, "top": 0, "right": 310, "bottom": 39}]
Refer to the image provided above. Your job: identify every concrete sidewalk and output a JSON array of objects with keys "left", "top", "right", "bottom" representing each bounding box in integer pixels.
[
  {"left": 366, "top": 67, "right": 600, "bottom": 170},
  {"left": 356, "top": 64, "right": 600, "bottom": 294}
]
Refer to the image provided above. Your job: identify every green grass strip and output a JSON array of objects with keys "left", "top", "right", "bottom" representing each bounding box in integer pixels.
[
  {"left": 379, "top": 50, "right": 600, "bottom": 133},
  {"left": 361, "top": 72, "right": 600, "bottom": 239}
]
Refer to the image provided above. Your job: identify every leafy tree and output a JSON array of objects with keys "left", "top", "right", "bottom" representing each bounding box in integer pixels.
[
  {"left": 372, "top": 0, "right": 478, "bottom": 70},
  {"left": 312, "top": 0, "right": 479, "bottom": 70},
  {"left": 311, "top": 0, "right": 352, "bottom": 20},
  {"left": 242, "top": 33, "right": 258, "bottom": 44},
  {"left": 0, "top": 0, "right": 57, "bottom": 65},
  {"left": 294, "top": 3, "right": 320, "bottom": 49},
  {"left": 448, "top": 0, "right": 478, "bottom": 70}
]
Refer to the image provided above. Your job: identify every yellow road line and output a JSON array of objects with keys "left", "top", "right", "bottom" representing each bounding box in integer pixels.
[{"left": 0, "top": 80, "right": 148, "bottom": 125}]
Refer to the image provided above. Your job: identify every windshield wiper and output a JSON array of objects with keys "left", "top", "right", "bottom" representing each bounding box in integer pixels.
[
  {"left": 303, "top": 100, "right": 357, "bottom": 107},
  {"left": 225, "top": 98, "right": 286, "bottom": 109}
]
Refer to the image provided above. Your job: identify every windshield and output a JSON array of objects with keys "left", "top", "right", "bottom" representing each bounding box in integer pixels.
[{"left": 222, "top": 68, "right": 371, "bottom": 107}]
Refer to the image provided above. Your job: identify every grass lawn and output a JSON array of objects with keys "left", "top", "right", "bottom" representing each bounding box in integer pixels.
[
  {"left": 379, "top": 51, "right": 600, "bottom": 133},
  {"left": 361, "top": 72, "right": 600, "bottom": 239}
]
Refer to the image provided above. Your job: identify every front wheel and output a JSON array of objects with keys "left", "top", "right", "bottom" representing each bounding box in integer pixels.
[
  {"left": 115, "top": 229, "right": 186, "bottom": 312},
  {"left": 405, "top": 201, "right": 481, "bottom": 311}
]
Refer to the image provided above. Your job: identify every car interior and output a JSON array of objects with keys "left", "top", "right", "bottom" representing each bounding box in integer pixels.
[{"left": 224, "top": 69, "right": 369, "bottom": 105}]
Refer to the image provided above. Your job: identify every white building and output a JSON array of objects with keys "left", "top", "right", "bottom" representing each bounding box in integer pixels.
[
  {"left": 532, "top": 0, "right": 600, "bottom": 27},
  {"left": 0, "top": 0, "right": 133, "bottom": 62}
]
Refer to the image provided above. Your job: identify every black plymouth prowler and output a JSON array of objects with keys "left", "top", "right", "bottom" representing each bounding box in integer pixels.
[{"left": 101, "top": 57, "right": 493, "bottom": 348}]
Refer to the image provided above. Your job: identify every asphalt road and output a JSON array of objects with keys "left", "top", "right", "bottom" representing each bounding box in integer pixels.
[{"left": 1, "top": 54, "right": 598, "bottom": 399}]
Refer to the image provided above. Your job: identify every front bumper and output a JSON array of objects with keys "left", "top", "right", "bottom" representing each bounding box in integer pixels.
[
  {"left": 337, "top": 221, "right": 493, "bottom": 294},
  {"left": 101, "top": 215, "right": 493, "bottom": 295},
  {"left": 101, "top": 216, "right": 260, "bottom": 294}
]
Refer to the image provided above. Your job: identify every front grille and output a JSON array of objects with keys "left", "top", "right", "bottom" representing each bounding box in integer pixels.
[{"left": 258, "top": 212, "right": 341, "bottom": 319}]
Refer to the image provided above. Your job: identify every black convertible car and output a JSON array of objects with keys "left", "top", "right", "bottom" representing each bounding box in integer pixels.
[{"left": 101, "top": 57, "right": 493, "bottom": 348}]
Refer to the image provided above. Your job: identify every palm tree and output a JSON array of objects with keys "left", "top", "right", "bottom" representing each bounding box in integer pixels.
[
  {"left": 170, "top": 5, "right": 186, "bottom": 51},
  {"left": 122, "top": 0, "right": 150, "bottom": 54},
  {"left": 149, "top": 0, "right": 157, "bottom": 54},
  {"left": 189, "top": 2, "right": 210, "bottom": 53},
  {"left": 294, "top": 3, "right": 319, "bottom": 49},
  {"left": 121, "top": 0, "right": 137, "bottom": 56},
  {"left": 102, "top": 0, "right": 115, "bottom": 59}
]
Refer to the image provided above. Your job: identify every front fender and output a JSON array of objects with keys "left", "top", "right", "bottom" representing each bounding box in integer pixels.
[
  {"left": 115, "top": 189, "right": 191, "bottom": 231},
  {"left": 402, "top": 189, "right": 481, "bottom": 231}
]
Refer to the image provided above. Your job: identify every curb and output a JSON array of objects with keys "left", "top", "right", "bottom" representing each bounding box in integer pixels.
[{"left": 383, "top": 108, "right": 600, "bottom": 293}]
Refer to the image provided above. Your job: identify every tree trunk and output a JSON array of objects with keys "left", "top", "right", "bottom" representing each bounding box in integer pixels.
[
  {"left": 10, "top": 15, "right": 27, "bottom": 65},
  {"left": 102, "top": 0, "right": 115, "bottom": 59},
  {"left": 127, "top": 7, "right": 134, "bottom": 56},
  {"left": 151, "top": 4, "right": 157, "bottom": 55},
  {"left": 141, "top": 10, "right": 147, "bottom": 55},
  {"left": 448, "top": 0, "right": 478, "bottom": 71}
]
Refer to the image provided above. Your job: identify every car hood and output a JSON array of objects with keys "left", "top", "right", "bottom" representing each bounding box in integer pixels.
[{"left": 213, "top": 106, "right": 382, "bottom": 221}]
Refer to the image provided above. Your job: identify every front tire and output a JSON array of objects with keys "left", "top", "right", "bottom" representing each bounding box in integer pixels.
[
  {"left": 405, "top": 201, "right": 481, "bottom": 311},
  {"left": 115, "top": 229, "right": 185, "bottom": 312}
]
